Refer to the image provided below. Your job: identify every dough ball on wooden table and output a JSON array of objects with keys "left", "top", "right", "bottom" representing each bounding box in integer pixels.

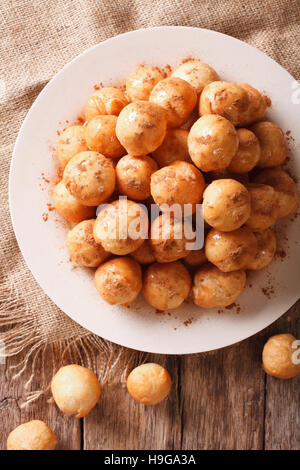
[
  {"left": 51, "top": 365, "right": 101, "bottom": 417},
  {"left": 126, "top": 65, "right": 165, "bottom": 101},
  {"left": 238, "top": 83, "right": 267, "bottom": 125},
  {"left": 184, "top": 248, "right": 207, "bottom": 267},
  {"left": 94, "top": 257, "right": 142, "bottom": 306},
  {"left": 7, "top": 420, "right": 58, "bottom": 450},
  {"left": 66, "top": 219, "right": 109, "bottom": 267},
  {"left": 63, "top": 151, "right": 115, "bottom": 206},
  {"left": 52, "top": 181, "right": 95, "bottom": 223},
  {"left": 85, "top": 87, "right": 128, "bottom": 120},
  {"left": 127, "top": 363, "right": 172, "bottom": 405},
  {"left": 116, "top": 101, "right": 167, "bottom": 156},
  {"left": 150, "top": 77, "right": 197, "bottom": 127},
  {"left": 85, "top": 115, "right": 125, "bottom": 158},
  {"left": 228, "top": 128, "right": 261, "bottom": 174},
  {"left": 131, "top": 239, "right": 156, "bottom": 265},
  {"left": 250, "top": 121, "right": 287, "bottom": 168},
  {"left": 245, "top": 183, "right": 278, "bottom": 231},
  {"left": 263, "top": 334, "right": 300, "bottom": 379},
  {"left": 116, "top": 154, "right": 158, "bottom": 200},
  {"left": 57, "top": 125, "right": 88, "bottom": 167},
  {"left": 142, "top": 261, "right": 191, "bottom": 310},
  {"left": 192, "top": 263, "right": 246, "bottom": 308},
  {"left": 172, "top": 60, "right": 219, "bottom": 95},
  {"left": 245, "top": 228, "right": 276, "bottom": 270},
  {"left": 203, "top": 179, "right": 251, "bottom": 231},
  {"left": 152, "top": 129, "right": 190, "bottom": 167},
  {"left": 188, "top": 114, "right": 238, "bottom": 172}
]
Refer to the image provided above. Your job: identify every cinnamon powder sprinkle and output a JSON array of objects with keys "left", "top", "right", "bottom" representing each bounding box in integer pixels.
[{"left": 183, "top": 317, "right": 193, "bottom": 326}]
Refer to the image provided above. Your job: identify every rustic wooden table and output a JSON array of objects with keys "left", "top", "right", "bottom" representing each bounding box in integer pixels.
[{"left": 0, "top": 300, "right": 299, "bottom": 450}]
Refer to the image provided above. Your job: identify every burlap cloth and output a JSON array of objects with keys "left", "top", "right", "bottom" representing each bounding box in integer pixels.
[{"left": 1, "top": 0, "right": 299, "bottom": 403}]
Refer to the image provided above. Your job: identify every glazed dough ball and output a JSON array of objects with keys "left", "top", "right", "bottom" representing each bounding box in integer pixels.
[
  {"left": 184, "top": 248, "right": 206, "bottom": 267},
  {"left": 150, "top": 161, "right": 205, "bottom": 215},
  {"left": 188, "top": 114, "right": 238, "bottom": 172},
  {"left": 63, "top": 151, "right": 115, "bottom": 206},
  {"left": 254, "top": 169, "right": 299, "bottom": 218},
  {"left": 199, "top": 81, "right": 250, "bottom": 126},
  {"left": 239, "top": 83, "right": 267, "bottom": 125},
  {"left": 149, "top": 77, "right": 197, "bottom": 127},
  {"left": 94, "top": 257, "right": 142, "bottom": 305},
  {"left": 245, "top": 183, "right": 278, "bottom": 231},
  {"left": 116, "top": 154, "right": 158, "bottom": 200},
  {"left": 116, "top": 101, "right": 167, "bottom": 155},
  {"left": 228, "top": 128, "right": 261, "bottom": 174},
  {"left": 203, "top": 179, "right": 251, "bottom": 231},
  {"left": 127, "top": 363, "right": 172, "bottom": 405},
  {"left": 66, "top": 219, "right": 109, "bottom": 267},
  {"left": 152, "top": 129, "right": 190, "bottom": 167},
  {"left": 131, "top": 239, "right": 155, "bottom": 264},
  {"left": 7, "top": 420, "right": 58, "bottom": 451},
  {"left": 142, "top": 261, "right": 191, "bottom": 310},
  {"left": 85, "top": 87, "right": 128, "bottom": 120},
  {"left": 245, "top": 228, "right": 276, "bottom": 270},
  {"left": 51, "top": 365, "right": 101, "bottom": 418},
  {"left": 85, "top": 115, "right": 125, "bottom": 158},
  {"left": 53, "top": 181, "right": 95, "bottom": 223},
  {"left": 172, "top": 60, "right": 219, "bottom": 95},
  {"left": 58, "top": 125, "right": 89, "bottom": 167},
  {"left": 93, "top": 199, "right": 147, "bottom": 255},
  {"left": 150, "top": 214, "right": 193, "bottom": 263},
  {"left": 250, "top": 121, "right": 287, "bottom": 168},
  {"left": 262, "top": 334, "right": 300, "bottom": 379},
  {"left": 205, "top": 227, "right": 257, "bottom": 272},
  {"left": 192, "top": 263, "right": 246, "bottom": 308},
  {"left": 126, "top": 65, "right": 165, "bottom": 101}
]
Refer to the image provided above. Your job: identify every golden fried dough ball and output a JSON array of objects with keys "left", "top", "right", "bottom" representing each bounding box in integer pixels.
[
  {"left": 205, "top": 227, "right": 257, "bottom": 272},
  {"left": 126, "top": 65, "right": 165, "bottom": 101},
  {"left": 150, "top": 161, "right": 205, "bottom": 215},
  {"left": 228, "top": 128, "right": 261, "bottom": 173},
  {"left": 184, "top": 248, "right": 206, "bottom": 267},
  {"left": 116, "top": 154, "right": 158, "bottom": 200},
  {"left": 250, "top": 121, "right": 287, "bottom": 168},
  {"left": 203, "top": 179, "right": 251, "bottom": 231},
  {"left": 172, "top": 60, "right": 219, "bottom": 95},
  {"left": 152, "top": 129, "right": 190, "bottom": 167},
  {"left": 150, "top": 214, "right": 193, "bottom": 263},
  {"left": 52, "top": 181, "right": 95, "bottom": 223},
  {"left": 199, "top": 81, "right": 249, "bottom": 126},
  {"left": 57, "top": 125, "right": 89, "bottom": 167},
  {"left": 7, "top": 421, "right": 58, "bottom": 451},
  {"left": 254, "top": 169, "right": 299, "bottom": 218},
  {"left": 131, "top": 239, "right": 155, "bottom": 264},
  {"left": 188, "top": 115, "right": 238, "bottom": 172},
  {"left": 142, "top": 261, "right": 191, "bottom": 310},
  {"left": 51, "top": 365, "right": 101, "bottom": 418},
  {"left": 93, "top": 199, "right": 147, "bottom": 255},
  {"left": 149, "top": 77, "right": 197, "bottom": 127},
  {"left": 245, "top": 183, "right": 278, "bottom": 231},
  {"left": 85, "top": 87, "right": 128, "bottom": 120},
  {"left": 127, "top": 363, "right": 172, "bottom": 405},
  {"left": 262, "top": 334, "right": 300, "bottom": 379},
  {"left": 94, "top": 257, "right": 142, "bottom": 305},
  {"left": 63, "top": 151, "right": 115, "bottom": 206},
  {"left": 116, "top": 101, "right": 167, "bottom": 155},
  {"left": 238, "top": 83, "right": 267, "bottom": 125},
  {"left": 66, "top": 219, "right": 109, "bottom": 267},
  {"left": 245, "top": 228, "right": 276, "bottom": 270},
  {"left": 85, "top": 115, "right": 125, "bottom": 158},
  {"left": 192, "top": 263, "right": 246, "bottom": 308}
]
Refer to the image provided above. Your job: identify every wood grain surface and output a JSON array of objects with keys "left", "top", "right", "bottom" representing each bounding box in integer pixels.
[{"left": 0, "top": 301, "right": 299, "bottom": 450}]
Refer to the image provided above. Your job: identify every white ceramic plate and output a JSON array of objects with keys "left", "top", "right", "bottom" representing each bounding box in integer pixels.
[{"left": 10, "top": 26, "right": 300, "bottom": 354}]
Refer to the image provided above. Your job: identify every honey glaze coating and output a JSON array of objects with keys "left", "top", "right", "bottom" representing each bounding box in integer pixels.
[
  {"left": 245, "top": 228, "right": 276, "bottom": 270},
  {"left": 85, "top": 115, "right": 125, "bottom": 158},
  {"left": 245, "top": 183, "right": 278, "bottom": 231},
  {"left": 192, "top": 263, "right": 246, "bottom": 308},
  {"left": 205, "top": 227, "right": 258, "bottom": 272},
  {"left": 238, "top": 83, "right": 267, "bottom": 125},
  {"left": 63, "top": 151, "right": 116, "bottom": 206},
  {"left": 262, "top": 334, "right": 300, "bottom": 379},
  {"left": 66, "top": 219, "right": 110, "bottom": 267},
  {"left": 116, "top": 100, "right": 167, "bottom": 156},
  {"left": 52, "top": 181, "right": 95, "bottom": 223},
  {"left": 127, "top": 363, "right": 172, "bottom": 405},
  {"left": 85, "top": 87, "right": 128, "bottom": 120},
  {"left": 152, "top": 129, "right": 191, "bottom": 167},
  {"left": 94, "top": 257, "right": 142, "bottom": 306},
  {"left": 184, "top": 248, "right": 207, "bottom": 267},
  {"left": 149, "top": 77, "right": 197, "bottom": 127},
  {"left": 131, "top": 239, "right": 156, "bottom": 264},
  {"left": 126, "top": 65, "right": 165, "bottom": 101},
  {"left": 142, "top": 261, "right": 191, "bottom": 310},
  {"left": 7, "top": 420, "right": 58, "bottom": 451},
  {"left": 171, "top": 59, "right": 219, "bottom": 95},
  {"left": 116, "top": 154, "right": 158, "bottom": 200},
  {"left": 58, "top": 125, "right": 88, "bottom": 167},
  {"left": 188, "top": 114, "right": 238, "bottom": 172},
  {"left": 203, "top": 179, "right": 251, "bottom": 231},
  {"left": 250, "top": 121, "right": 287, "bottom": 168},
  {"left": 228, "top": 128, "right": 261, "bottom": 174}
]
